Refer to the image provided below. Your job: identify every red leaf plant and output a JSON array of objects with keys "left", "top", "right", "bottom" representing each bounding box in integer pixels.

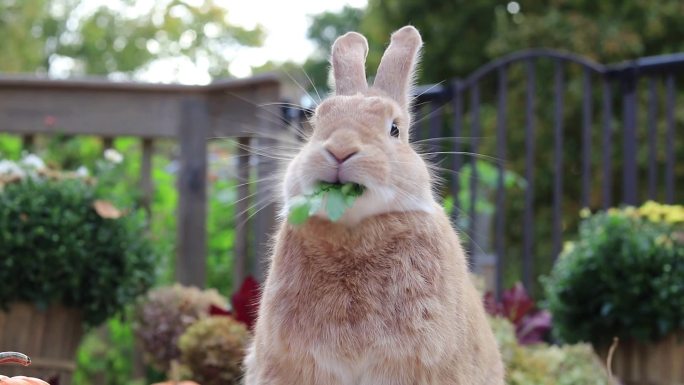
[
  {"left": 484, "top": 282, "right": 552, "bottom": 345},
  {"left": 209, "top": 276, "right": 261, "bottom": 331}
]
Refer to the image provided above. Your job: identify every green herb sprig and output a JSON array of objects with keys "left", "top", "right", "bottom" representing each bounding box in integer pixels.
[{"left": 288, "top": 182, "right": 364, "bottom": 224}]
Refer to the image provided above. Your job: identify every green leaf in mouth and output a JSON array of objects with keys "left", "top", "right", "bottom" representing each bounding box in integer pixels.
[{"left": 287, "top": 182, "right": 364, "bottom": 225}]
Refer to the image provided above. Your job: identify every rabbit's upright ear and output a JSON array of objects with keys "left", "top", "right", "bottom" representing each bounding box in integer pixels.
[
  {"left": 373, "top": 26, "right": 423, "bottom": 109},
  {"left": 331, "top": 32, "right": 369, "bottom": 96}
]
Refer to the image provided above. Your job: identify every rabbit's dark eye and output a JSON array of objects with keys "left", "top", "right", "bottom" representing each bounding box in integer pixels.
[{"left": 390, "top": 122, "right": 399, "bottom": 138}]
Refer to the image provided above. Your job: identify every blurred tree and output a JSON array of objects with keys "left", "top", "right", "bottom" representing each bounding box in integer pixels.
[
  {"left": 362, "top": 0, "right": 500, "bottom": 83},
  {"left": 486, "top": 0, "right": 684, "bottom": 62},
  {"left": 303, "top": 5, "right": 364, "bottom": 94},
  {"left": 0, "top": 0, "right": 264, "bottom": 79},
  {"left": 360, "top": 0, "right": 684, "bottom": 83}
]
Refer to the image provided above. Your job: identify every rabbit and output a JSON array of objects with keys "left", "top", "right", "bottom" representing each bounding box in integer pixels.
[{"left": 243, "top": 25, "right": 505, "bottom": 385}]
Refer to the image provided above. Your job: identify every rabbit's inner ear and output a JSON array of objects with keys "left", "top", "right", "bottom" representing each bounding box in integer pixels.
[
  {"left": 331, "top": 32, "right": 369, "bottom": 96},
  {"left": 373, "top": 26, "right": 423, "bottom": 110}
]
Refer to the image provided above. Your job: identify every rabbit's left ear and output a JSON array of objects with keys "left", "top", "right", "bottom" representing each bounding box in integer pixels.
[
  {"left": 373, "top": 26, "right": 423, "bottom": 109},
  {"left": 331, "top": 32, "right": 369, "bottom": 96}
]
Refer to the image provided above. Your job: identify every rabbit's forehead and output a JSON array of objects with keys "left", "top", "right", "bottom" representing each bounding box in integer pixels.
[{"left": 315, "top": 95, "right": 397, "bottom": 125}]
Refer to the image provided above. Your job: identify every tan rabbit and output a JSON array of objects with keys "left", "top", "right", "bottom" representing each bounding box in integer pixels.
[{"left": 243, "top": 26, "right": 505, "bottom": 385}]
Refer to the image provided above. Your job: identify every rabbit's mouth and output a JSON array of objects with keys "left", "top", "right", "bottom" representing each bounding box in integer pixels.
[{"left": 314, "top": 181, "right": 365, "bottom": 196}]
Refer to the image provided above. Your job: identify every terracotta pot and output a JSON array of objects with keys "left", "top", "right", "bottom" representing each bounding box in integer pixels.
[
  {"left": 0, "top": 375, "right": 50, "bottom": 385},
  {"left": 0, "top": 303, "right": 84, "bottom": 385},
  {"left": 596, "top": 333, "right": 684, "bottom": 385}
]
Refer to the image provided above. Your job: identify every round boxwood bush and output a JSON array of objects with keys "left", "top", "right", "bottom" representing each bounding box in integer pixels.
[
  {"left": 0, "top": 176, "right": 157, "bottom": 326},
  {"left": 544, "top": 203, "right": 684, "bottom": 346}
]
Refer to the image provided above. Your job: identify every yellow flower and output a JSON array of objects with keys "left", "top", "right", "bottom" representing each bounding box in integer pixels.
[
  {"left": 562, "top": 241, "right": 575, "bottom": 255},
  {"left": 579, "top": 207, "right": 591, "bottom": 218},
  {"left": 648, "top": 213, "right": 662, "bottom": 223},
  {"left": 665, "top": 210, "right": 684, "bottom": 224}
]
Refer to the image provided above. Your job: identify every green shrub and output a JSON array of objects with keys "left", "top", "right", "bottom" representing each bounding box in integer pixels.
[
  {"left": 544, "top": 202, "right": 684, "bottom": 346},
  {"left": 0, "top": 160, "right": 157, "bottom": 327}
]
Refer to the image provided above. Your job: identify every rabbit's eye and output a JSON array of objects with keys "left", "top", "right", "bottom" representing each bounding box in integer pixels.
[{"left": 390, "top": 122, "right": 399, "bottom": 138}]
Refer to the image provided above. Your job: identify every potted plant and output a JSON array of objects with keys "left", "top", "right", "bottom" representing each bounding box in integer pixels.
[
  {"left": 0, "top": 153, "right": 157, "bottom": 384},
  {"left": 544, "top": 202, "right": 684, "bottom": 385}
]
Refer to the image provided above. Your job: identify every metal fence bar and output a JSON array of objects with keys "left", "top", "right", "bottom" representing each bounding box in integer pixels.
[
  {"left": 468, "top": 83, "right": 481, "bottom": 263},
  {"left": 665, "top": 74, "right": 676, "bottom": 203},
  {"left": 495, "top": 66, "right": 508, "bottom": 297},
  {"left": 581, "top": 67, "right": 592, "bottom": 208},
  {"left": 602, "top": 80, "right": 614, "bottom": 208},
  {"left": 647, "top": 77, "right": 658, "bottom": 200},
  {"left": 450, "top": 80, "right": 464, "bottom": 226},
  {"left": 523, "top": 59, "right": 536, "bottom": 289},
  {"left": 429, "top": 97, "right": 444, "bottom": 155},
  {"left": 622, "top": 70, "right": 638, "bottom": 205},
  {"left": 553, "top": 60, "right": 565, "bottom": 261}
]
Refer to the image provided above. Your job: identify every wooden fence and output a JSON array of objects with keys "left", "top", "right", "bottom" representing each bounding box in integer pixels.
[{"left": 0, "top": 73, "right": 284, "bottom": 289}]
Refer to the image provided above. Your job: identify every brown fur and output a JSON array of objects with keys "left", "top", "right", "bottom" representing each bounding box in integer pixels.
[{"left": 244, "top": 26, "right": 504, "bottom": 385}]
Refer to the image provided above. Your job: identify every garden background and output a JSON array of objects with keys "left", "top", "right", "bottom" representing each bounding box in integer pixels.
[{"left": 0, "top": 0, "right": 683, "bottom": 384}]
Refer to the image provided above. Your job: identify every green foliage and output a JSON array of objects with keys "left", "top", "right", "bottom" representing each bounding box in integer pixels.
[
  {"left": 178, "top": 317, "right": 250, "bottom": 385},
  {"left": 446, "top": 161, "right": 525, "bottom": 217},
  {"left": 73, "top": 312, "right": 146, "bottom": 385},
  {"left": 486, "top": 1, "right": 684, "bottom": 62},
  {"left": 207, "top": 178, "right": 237, "bottom": 294},
  {"left": 288, "top": 182, "right": 364, "bottom": 224},
  {"left": 360, "top": 0, "right": 684, "bottom": 84},
  {"left": 0, "top": 0, "right": 264, "bottom": 78},
  {"left": 0, "top": 135, "right": 21, "bottom": 159},
  {"left": 544, "top": 203, "right": 684, "bottom": 346},
  {"left": 0, "top": 175, "right": 157, "bottom": 326},
  {"left": 489, "top": 316, "right": 612, "bottom": 385}
]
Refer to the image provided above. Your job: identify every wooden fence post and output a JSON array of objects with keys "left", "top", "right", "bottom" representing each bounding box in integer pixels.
[
  {"left": 177, "top": 97, "right": 208, "bottom": 287},
  {"left": 252, "top": 83, "right": 282, "bottom": 282}
]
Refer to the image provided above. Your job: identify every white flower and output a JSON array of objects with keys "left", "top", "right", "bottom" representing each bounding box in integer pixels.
[
  {"left": 75, "top": 166, "right": 90, "bottom": 177},
  {"left": 20, "top": 154, "right": 46, "bottom": 171},
  {"left": 0, "top": 160, "right": 26, "bottom": 179},
  {"left": 104, "top": 149, "right": 124, "bottom": 164}
]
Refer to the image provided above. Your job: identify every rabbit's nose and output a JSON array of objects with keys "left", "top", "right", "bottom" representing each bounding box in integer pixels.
[{"left": 326, "top": 147, "right": 358, "bottom": 164}]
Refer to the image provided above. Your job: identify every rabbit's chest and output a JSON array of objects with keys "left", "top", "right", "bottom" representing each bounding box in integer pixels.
[{"left": 273, "top": 245, "right": 443, "bottom": 356}]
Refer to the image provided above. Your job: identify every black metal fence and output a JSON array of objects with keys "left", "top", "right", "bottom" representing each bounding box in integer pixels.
[{"left": 284, "top": 49, "right": 683, "bottom": 297}]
